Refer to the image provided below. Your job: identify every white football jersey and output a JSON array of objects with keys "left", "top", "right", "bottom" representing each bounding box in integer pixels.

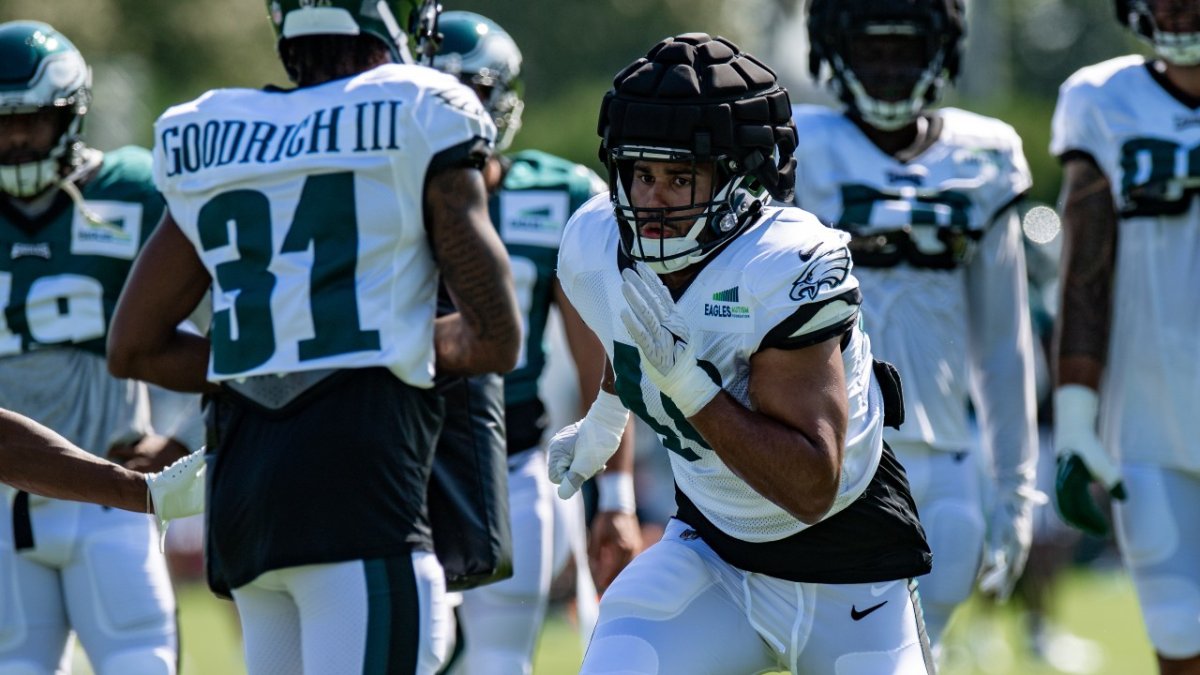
[
  {"left": 558, "top": 195, "right": 886, "bottom": 543},
  {"left": 1052, "top": 56, "right": 1200, "bottom": 470},
  {"left": 153, "top": 64, "right": 496, "bottom": 386},
  {"left": 792, "top": 104, "right": 1037, "bottom": 473}
]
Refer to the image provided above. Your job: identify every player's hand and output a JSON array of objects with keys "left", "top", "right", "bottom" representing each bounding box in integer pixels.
[
  {"left": 146, "top": 449, "right": 207, "bottom": 522},
  {"left": 108, "top": 434, "right": 191, "bottom": 473},
  {"left": 619, "top": 263, "right": 720, "bottom": 418},
  {"left": 979, "top": 484, "right": 1045, "bottom": 602},
  {"left": 589, "top": 510, "right": 642, "bottom": 593},
  {"left": 1053, "top": 385, "right": 1125, "bottom": 536},
  {"left": 547, "top": 391, "right": 629, "bottom": 500}
]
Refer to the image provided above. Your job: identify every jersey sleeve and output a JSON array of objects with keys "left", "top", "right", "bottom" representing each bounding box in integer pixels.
[
  {"left": 964, "top": 205, "right": 1038, "bottom": 490},
  {"left": 750, "top": 226, "right": 862, "bottom": 352},
  {"left": 1050, "top": 74, "right": 1106, "bottom": 163},
  {"left": 413, "top": 79, "right": 497, "bottom": 174},
  {"left": 985, "top": 121, "right": 1033, "bottom": 223}
]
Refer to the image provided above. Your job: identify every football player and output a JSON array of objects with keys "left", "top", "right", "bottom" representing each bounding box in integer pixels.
[
  {"left": 549, "top": 34, "right": 934, "bottom": 673},
  {"left": 0, "top": 20, "right": 199, "bottom": 674},
  {"left": 794, "top": 0, "right": 1042, "bottom": 651},
  {"left": 430, "top": 12, "right": 641, "bottom": 675},
  {"left": 1052, "top": 1, "right": 1200, "bottom": 671},
  {"left": 105, "top": 1, "right": 522, "bottom": 673}
]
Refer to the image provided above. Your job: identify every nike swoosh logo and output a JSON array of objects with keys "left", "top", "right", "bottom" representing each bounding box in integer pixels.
[
  {"left": 870, "top": 580, "right": 900, "bottom": 597},
  {"left": 851, "top": 601, "right": 888, "bottom": 621}
]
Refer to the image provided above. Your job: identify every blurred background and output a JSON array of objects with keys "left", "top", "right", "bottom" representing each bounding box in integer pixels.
[
  {"left": 0, "top": 0, "right": 1153, "bottom": 673},
  {"left": 0, "top": 0, "right": 1143, "bottom": 208}
]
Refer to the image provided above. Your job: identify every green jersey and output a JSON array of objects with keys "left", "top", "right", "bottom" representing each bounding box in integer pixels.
[
  {"left": 0, "top": 146, "right": 164, "bottom": 357},
  {"left": 0, "top": 147, "right": 168, "bottom": 456},
  {"left": 491, "top": 150, "right": 604, "bottom": 450}
]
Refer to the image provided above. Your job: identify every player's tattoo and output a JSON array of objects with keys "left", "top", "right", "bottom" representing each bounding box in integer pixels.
[
  {"left": 1057, "top": 157, "right": 1117, "bottom": 366},
  {"left": 426, "top": 166, "right": 520, "bottom": 372}
]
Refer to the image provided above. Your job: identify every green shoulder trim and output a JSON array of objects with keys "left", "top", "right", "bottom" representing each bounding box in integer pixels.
[{"left": 504, "top": 149, "right": 606, "bottom": 213}]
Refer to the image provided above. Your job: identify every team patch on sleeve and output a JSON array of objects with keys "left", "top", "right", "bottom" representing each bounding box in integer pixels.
[{"left": 789, "top": 244, "right": 851, "bottom": 302}]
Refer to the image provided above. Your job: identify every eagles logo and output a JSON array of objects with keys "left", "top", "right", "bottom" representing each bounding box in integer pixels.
[{"left": 789, "top": 244, "right": 851, "bottom": 302}]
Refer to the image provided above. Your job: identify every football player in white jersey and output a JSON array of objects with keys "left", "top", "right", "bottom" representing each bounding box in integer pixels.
[
  {"left": 795, "top": 0, "right": 1041, "bottom": 651},
  {"left": 1052, "top": 1, "right": 1200, "bottom": 671},
  {"left": 104, "top": 1, "right": 522, "bottom": 674},
  {"left": 430, "top": 13, "right": 640, "bottom": 675},
  {"left": 549, "top": 33, "right": 934, "bottom": 674},
  {"left": 0, "top": 20, "right": 199, "bottom": 675}
]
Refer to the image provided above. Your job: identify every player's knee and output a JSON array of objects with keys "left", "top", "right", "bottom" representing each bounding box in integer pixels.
[
  {"left": 96, "top": 646, "right": 175, "bottom": 675},
  {"left": 919, "top": 501, "right": 984, "bottom": 604},
  {"left": 0, "top": 660, "right": 44, "bottom": 675},
  {"left": 1144, "top": 606, "right": 1200, "bottom": 660}
]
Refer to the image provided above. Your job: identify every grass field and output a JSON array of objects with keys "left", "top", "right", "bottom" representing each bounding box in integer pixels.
[{"left": 69, "top": 567, "right": 1154, "bottom": 674}]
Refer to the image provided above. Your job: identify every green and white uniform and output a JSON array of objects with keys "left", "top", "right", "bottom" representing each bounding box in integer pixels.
[
  {"left": 450, "top": 150, "right": 605, "bottom": 675},
  {"left": 0, "top": 147, "right": 180, "bottom": 674},
  {"left": 493, "top": 149, "right": 606, "bottom": 452},
  {"left": 1052, "top": 55, "right": 1200, "bottom": 660},
  {"left": 153, "top": 62, "right": 495, "bottom": 675},
  {"left": 791, "top": 103, "right": 1038, "bottom": 646}
]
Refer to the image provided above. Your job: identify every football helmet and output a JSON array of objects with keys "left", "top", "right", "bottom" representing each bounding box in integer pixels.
[
  {"left": 266, "top": 0, "right": 441, "bottom": 64},
  {"left": 1116, "top": 0, "right": 1200, "bottom": 66},
  {"left": 0, "top": 21, "right": 91, "bottom": 198},
  {"left": 598, "top": 33, "right": 797, "bottom": 274},
  {"left": 807, "top": 0, "right": 964, "bottom": 131},
  {"left": 431, "top": 11, "right": 523, "bottom": 151}
]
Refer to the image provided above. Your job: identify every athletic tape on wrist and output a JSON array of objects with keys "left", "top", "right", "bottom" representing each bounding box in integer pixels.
[{"left": 597, "top": 471, "right": 637, "bottom": 514}]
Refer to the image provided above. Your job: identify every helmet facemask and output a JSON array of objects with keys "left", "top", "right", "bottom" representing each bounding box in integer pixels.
[
  {"left": 1123, "top": 0, "right": 1200, "bottom": 66},
  {"left": 609, "top": 145, "right": 765, "bottom": 274},
  {"left": 832, "top": 26, "right": 946, "bottom": 131},
  {"left": 808, "top": 0, "right": 963, "bottom": 131},
  {"left": 0, "top": 107, "right": 85, "bottom": 198}
]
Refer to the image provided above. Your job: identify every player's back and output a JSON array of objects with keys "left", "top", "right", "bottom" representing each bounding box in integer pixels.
[{"left": 153, "top": 64, "right": 494, "bottom": 387}]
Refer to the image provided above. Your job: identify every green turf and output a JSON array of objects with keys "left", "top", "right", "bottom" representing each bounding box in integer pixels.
[{"left": 69, "top": 567, "right": 1156, "bottom": 674}]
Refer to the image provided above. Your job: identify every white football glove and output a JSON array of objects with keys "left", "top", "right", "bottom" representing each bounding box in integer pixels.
[
  {"left": 146, "top": 449, "right": 207, "bottom": 526},
  {"left": 979, "top": 483, "right": 1046, "bottom": 602},
  {"left": 1053, "top": 385, "right": 1125, "bottom": 536},
  {"left": 547, "top": 391, "right": 629, "bottom": 500},
  {"left": 618, "top": 264, "right": 721, "bottom": 418}
]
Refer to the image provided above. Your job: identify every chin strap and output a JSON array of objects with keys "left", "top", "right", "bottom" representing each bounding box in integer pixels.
[{"left": 55, "top": 148, "right": 109, "bottom": 227}]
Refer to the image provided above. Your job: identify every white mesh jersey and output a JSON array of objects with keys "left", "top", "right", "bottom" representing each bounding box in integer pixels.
[
  {"left": 792, "top": 104, "right": 1036, "bottom": 468},
  {"left": 558, "top": 194, "right": 887, "bottom": 543},
  {"left": 153, "top": 64, "right": 496, "bottom": 386},
  {"left": 1051, "top": 56, "right": 1200, "bottom": 471}
]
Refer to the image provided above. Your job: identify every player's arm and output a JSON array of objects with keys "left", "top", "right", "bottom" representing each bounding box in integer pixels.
[
  {"left": 1052, "top": 154, "right": 1125, "bottom": 535},
  {"left": 965, "top": 205, "right": 1039, "bottom": 492},
  {"left": 108, "top": 211, "right": 217, "bottom": 393},
  {"left": 965, "top": 204, "right": 1042, "bottom": 598},
  {"left": 1055, "top": 155, "right": 1116, "bottom": 390},
  {"left": 689, "top": 338, "right": 846, "bottom": 524},
  {"left": 0, "top": 408, "right": 148, "bottom": 512},
  {"left": 556, "top": 279, "right": 641, "bottom": 589},
  {"left": 427, "top": 166, "right": 521, "bottom": 375}
]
